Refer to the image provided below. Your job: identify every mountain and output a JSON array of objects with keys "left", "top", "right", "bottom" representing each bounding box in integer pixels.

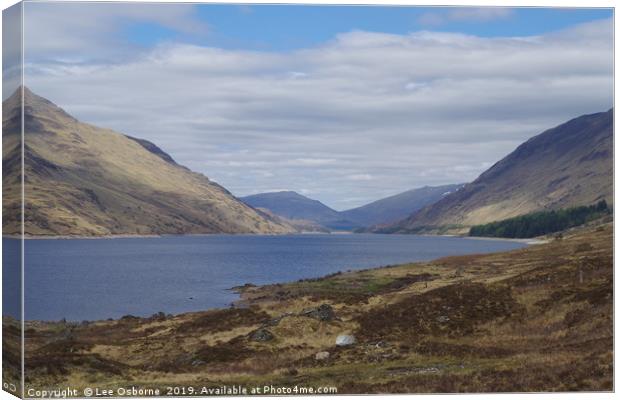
[
  {"left": 378, "top": 109, "right": 613, "bottom": 234},
  {"left": 241, "top": 185, "right": 464, "bottom": 230},
  {"left": 252, "top": 207, "right": 330, "bottom": 233},
  {"left": 2, "top": 87, "right": 294, "bottom": 236},
  {"left": 240, "top": 191, "right": 359, "bottom": 230},
  {"left": 340, "top": 184, "right": 464, "bottom": 227}
]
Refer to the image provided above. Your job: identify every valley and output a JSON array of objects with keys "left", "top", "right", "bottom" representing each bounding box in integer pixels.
[
  {"left": 2, "top": 87, "right": 294, "bottom": 236},
  {"left": 2, "top": 89, "right": 613, "bottom": 238},
  {"left": 2, "top": 90, "right": 613, "bottom": 397}
]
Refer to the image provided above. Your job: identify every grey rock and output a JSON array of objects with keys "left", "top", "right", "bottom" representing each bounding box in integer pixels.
[
  {"left": 417, "top": 367, "right": 440, "bottom": 374},
  {"left": 249, "top": 328, "right": 274, "bottom": 342},
  {"left": 302, "top": 304, "right": 336, "bottom": 321},
  {"left": 315, "top": 351, "right": 330, "bottom": 361},
  {"left": 436, "top": 315, "right": 450, "bottom": 323},
  {"left": 336, "top": 334, "right": 356, "bottom": 346}
]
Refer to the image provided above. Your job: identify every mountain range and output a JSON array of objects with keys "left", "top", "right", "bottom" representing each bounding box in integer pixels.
[
  {"left": 240, "top": 191, "right": 357, "bottom": 230},
  {"left": 240, "top": 191, "right": 340, "bottom": 223},
  {"left": 340, "top": 184, "right": 464, "bottom": 227},
  {"left": 241, "top": 184, "right": 463, "bottom": 231},
  {"left": 2, "top": 88, "right": 612, "bottom": 237},
  {"left": 376, "top": 109, "right": 613, "bottom": 234},
  {"left": 2, "top": 87, "right": 294, "bottom": 236}
]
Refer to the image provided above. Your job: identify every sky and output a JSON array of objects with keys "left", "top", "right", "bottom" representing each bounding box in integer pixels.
[{"left": 7, "top": 3, "right": 614, "bottom": 210}]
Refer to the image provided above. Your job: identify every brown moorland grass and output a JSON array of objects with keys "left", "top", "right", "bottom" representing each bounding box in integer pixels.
[{"left": 4, "top": 221, "right": 612, "bottom": 394}]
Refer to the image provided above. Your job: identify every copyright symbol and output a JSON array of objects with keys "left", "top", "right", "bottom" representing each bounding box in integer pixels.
[{"left": 84, "top": 388, "right": 93, "bottom": 397}]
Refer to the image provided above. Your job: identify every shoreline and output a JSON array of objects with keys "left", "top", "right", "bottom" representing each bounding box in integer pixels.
[
  {"left": 3, "top": 232, "right": 288, "bottom": 240},
  {"left": 3, "top": 233, "right": 163, "bottom": 240},
  {"left": 460, "top": 235, "right": 549, "bottom": 245},
  {"left": 4, "top": 232, "right": 548, "bottom": 244},
  {"left": 15, "top": 235, "right": 533, "bottom": 323},
  {"left": 8, "top": 222, "right": 612, "bottom": 392},
  {"left": 231, "top": 238, "right": 536, "bottom": 306}
]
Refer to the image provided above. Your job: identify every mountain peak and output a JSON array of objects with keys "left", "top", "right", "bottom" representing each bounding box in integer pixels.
[
  {"left": 3, "top": 85, "right": 77, "bottom": 123},
  {"left": 380, "top": 109, "right": 613, "bottom": 234},
  {"left": 240, "top": 191, "right": 349, "bottom": 228},
  {"left": 277, "top": 190, "right": 305, "bottom": 197},
  {"left": 5, "top": 85, "right": 41, "bottom": 106},
  {"left": 2, "top": 88, "right": 293, "bottom": 236},
  {"left": 247, "top": 190, "right": 306, "bottom": 199}
]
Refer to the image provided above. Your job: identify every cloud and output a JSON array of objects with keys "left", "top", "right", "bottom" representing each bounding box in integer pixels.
[
  {"left": 21, "top": 10, "right": 613, "bottom": 210},
  {"left": 2, "top": 3, "right": 22, "bottom": 98},
  {"left": 418, "top": 7, "right": 514, "bottom": 26},
  {"left": 347, "top": 174, "right": 373, "bottom": 181},
  {"left": 289, "top": 71, "right": 308, "bottom": 79},
  {"left": 21, "top": 2, "right": 208, "bottom": 65}
]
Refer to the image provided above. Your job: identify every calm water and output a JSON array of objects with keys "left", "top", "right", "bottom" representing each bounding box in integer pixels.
[{"left": 3, "top": 234, "right": 526, "bottom": 321}]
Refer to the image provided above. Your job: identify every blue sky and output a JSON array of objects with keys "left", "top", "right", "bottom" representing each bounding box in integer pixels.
[
  {"left": 18, "top": 4, "right": 614, "bottom": 209},
  {"left": 126, "top": 6, "right": 613, "bottom": 51}
]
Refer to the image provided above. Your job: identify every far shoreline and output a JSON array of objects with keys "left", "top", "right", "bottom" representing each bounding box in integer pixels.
[
  {"left": 3, "top": 231, "right": 546, "bottom": 244},
  {"left": 457, "top": 235, "right": 549, "bottom": 245},
  {"left": 3, "top": 233, "right": 163, "bottom": 240}
]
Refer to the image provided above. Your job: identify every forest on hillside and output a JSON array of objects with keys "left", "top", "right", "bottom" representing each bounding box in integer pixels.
[{"left": 469, "top": 201, "right": 611, "bottom": 238}]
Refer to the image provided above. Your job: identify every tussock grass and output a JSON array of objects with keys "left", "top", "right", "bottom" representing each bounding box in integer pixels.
[{"left": 8, "top": 222, "right": 613, "bottom": 394}]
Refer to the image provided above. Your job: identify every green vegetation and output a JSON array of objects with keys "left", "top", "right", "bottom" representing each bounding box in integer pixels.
[{"left": 469, "top": 201, "right": 610, "bottom": 238}]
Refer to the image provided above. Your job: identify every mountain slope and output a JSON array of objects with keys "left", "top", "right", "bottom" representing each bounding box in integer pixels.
[
  {"left": 240, "top": 191, "right": 358, "bottom": 230},
  {"left": 382, "top": 109, "right": 613, "bottom": 233},
  {"left": 2, "top": 87, "right": 293, "bottom": 236},
  {"left": 253, "top": 207, "right": 330, "bottom": 233},
  {"left": 340, "top": 184, "right": 464, "bottom": 227}
]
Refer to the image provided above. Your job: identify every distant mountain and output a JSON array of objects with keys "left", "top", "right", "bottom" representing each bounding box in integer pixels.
[
  {"left": 379, "top": 109, "right": 613, "bottom": 234},
  {"left": 253, "top": 207, "right": 330, "bottom": 233},
  {"left": 2, "top": 87, "right": 294, "bottom": 236},
  {"left": 240, "top": 191, "right": 359, "bottom": 230},
  {"left": 340, "top": 184, "right": 464, "bottom": 227},
  {"left": 241, "top": 185, "right": 464, "bottom": 231}
]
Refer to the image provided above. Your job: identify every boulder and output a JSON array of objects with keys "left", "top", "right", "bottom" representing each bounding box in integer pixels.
[
  {"left": 249, "top": 328, "right": 274, "bottom": 342},
  {"left": 335, "top": 334, "right": 356, "bottom": 346},
  {"left": 315, "top": 351, "right": 330, "bottom": 361},
  {"left": 302, "top": 304, "right": 336, "bottom": 321}
]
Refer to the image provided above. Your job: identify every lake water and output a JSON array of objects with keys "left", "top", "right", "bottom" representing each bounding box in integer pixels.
[{"left": 3, "top": 234, "right": 526, "bottom": 321}]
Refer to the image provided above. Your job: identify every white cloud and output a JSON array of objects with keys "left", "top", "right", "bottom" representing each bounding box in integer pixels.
[
  {"left": 21, "top": 2, "right": 208, "bottom": 65},
  {"left": 21, "top": 10, "right": 613, "bottom": 210},
  {"left": 293, "top": 158, "right": 338, "bottom": 166},
  {"left": 2, "top": 3, "right": 22, "bottom": 98},
  {"left": 404, "top": 82, "right": 426, "bottom": 91},
  {"left": 347, "top": 174, "right": 373, "bottom": 181},
  {"left": 289, "top": 71, "right": 308, "bottom": 79}
]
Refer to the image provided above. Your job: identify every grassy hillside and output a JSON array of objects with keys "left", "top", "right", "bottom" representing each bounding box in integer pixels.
[
  {"left": 2, "top": 88, "right": 293, "bottom": 236},
  {"left": 381, "top": 110, "right": 612, "bottom": 234},
  {"left": 7, "top": 222, "right": 612, "bottom": 393}
]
